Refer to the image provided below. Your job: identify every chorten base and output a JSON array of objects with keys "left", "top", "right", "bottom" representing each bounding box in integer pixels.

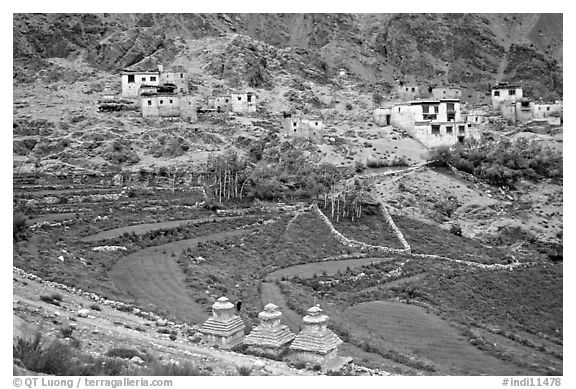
[
  {"left": 201, "top": 330, "right": 244, "bottom": 350},
  {"left": 245, "top": 343, "right": 291, "bottom": 359}
]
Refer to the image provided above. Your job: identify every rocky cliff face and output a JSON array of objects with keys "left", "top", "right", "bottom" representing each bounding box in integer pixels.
[{"left": 13, "top": 13, "right": 563, "bottom": 99}]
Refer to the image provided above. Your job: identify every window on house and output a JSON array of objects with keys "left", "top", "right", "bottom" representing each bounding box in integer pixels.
[
  {"left": 225, "top": 99, "right": 229, "bottom": 103},
  {"left": 142, "top": 77, "right": 146, "bottom": 82},
  {"left": 475, "top": 117, "right": 479, "bottom": 122},
  {"left": 459, "top": 125, "right": 465, "bottom": 134},
  {"left": 237, "top": 97, "right": 242, "bottom": 101},
  {"left": 248, "top": 95, "right": 253, "bottom": 102},
  {"left": 293, "top": 122, "right": 297, "bottom": 126},
  {"left": 547, "top": 107, "right": 550, "bottom": 111},
  {"left": 128, "top": 75, "right": 135, "bottom": 83},
  {"left": 411, "top": 87, "right": 415, "bottom": 92},
  {"left": 467, "top": 123, "right": 472, "bottom": 128},
  {"left": 150, "top": 76, "right": 156, "bottom": 82},
  {"left": 294, "top": 129, "right": 297, "bottom": 132},
  {"left": 494, "top": 90, "right": 500, "bottom": 97},
  {"left": 147, "top": 100, "right": 152, "bottom": 106},
  {"left": 169, "top": 99, "right": 173, "bottom": 104},
  {"left": 431, "top": 125, "right": 440, "bottom": 135},
  {"left": 160, "top": 100, "right": 164, "bottom": 104},
  {"left": 446, "top": 126, "right": 453, "bottom": 134},
  {"left": 315, "top": 122, "right": 318, "bottom": 126},
  {"left": 509, "top": 89, "right": 516, "bottom": 95},
  {"left": 180, "top": 73, "right": 184, "bottom": 78}
]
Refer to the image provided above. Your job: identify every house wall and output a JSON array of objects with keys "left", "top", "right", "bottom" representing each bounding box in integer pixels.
[
  {"left": 141, "top": 96, "right": 160, "bottom": 117},
  {"left": 432, "top": 88, "right": 462, "bottom": 99},
  {"left": 514, "top": 101, "right": 534, "bottom": 122},
  {"left": 397, "top": 85, "right": 420, "bottom": 100},
  {"left": 282, "top": 117, "right": 323, "bottom": 140},
  {"left": 212, "top": 96, "right": 232, "bottom": 112},
  {"left": 491, "top": 87, "right": 523, "bottom": 107},
  {"left": 160, "top": 71, "right": 189, "bottom": 94},
  {"left": 465, "top": 110, "right": 486, "bottom": 124},
  {"left": 180, "top": 96, "right": 197, "bottom": 121},
  {"left": 532, "top": 102, "right": 562, "bottom": 119},
  {"left": 410, "top": 122, "right": 480, "bottom": 148},
  {"left": 390, "top": 104, "right": 420, "bottom": 130},
  {"left": 374, "top": 108, "right": 392, "bottom": 126},
  {"left": 230, "top": 93, "right": 257, "bottom": 113},
  {"left": 437, "top": 101, "right": 462, "bottom": 122},
  {"left": 121, "top": 72, "right": 160, "bottom": 98}
]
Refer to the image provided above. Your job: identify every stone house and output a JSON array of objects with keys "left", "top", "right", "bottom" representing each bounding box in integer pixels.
[
  {"left": 465, "top": 109, "right": 487, "bottom": 125},
  {"left": 391, "top": 99, "right": 481, "bottom": 147},
  {"left": 158, "top": 65, "right": 189, "bottom": 95},
  {"left": 502, "top": 99, "right": 563, "bottom": 125},
  {"left": 121, "top": 65, "right": 189, "bottom": 99},
  {"left": 281, "top": 112, "right": 324, "bottom": 140},
  {"left": 397, "top": 84, "right": 420, "bottom": 100},
  {"left": 209, "top": 92, "right": 257, "bottom": 114},
  {"left": 140, "top": 85, "right": 196, "bottom": 121},
  {"left": 121, "top": 70, "right": 161, "bottom": 98},
  {"left": 373, "top": 107, "right": 392, "bottom": 126},
  {"left": 491, "top": 82, "right": 523, "bottom": 107}
]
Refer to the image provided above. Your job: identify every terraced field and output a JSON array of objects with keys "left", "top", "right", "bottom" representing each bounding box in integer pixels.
[
  {"left": 343, "top": 300, "right": 533, "bottom": 375},
  {"left": 110, "top": 229, "right": 249, "bottom": 324}
]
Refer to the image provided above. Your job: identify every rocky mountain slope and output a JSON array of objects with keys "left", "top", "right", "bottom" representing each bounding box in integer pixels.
[{"left": 13, "top": 13, "right": 563, "bottom": 99}]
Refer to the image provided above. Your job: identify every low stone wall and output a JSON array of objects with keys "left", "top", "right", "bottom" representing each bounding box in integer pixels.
[{"left": 312, "top": 204, "right": 410, "bottom": 254}]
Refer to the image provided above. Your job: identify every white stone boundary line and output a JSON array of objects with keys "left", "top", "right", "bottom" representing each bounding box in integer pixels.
[
  {"left": 312, "top": 203, "right": 410, "bottom": 254},
  {"left": 410, "top": 253, "right": 534, "bottom": 271},
  {"left": 378, "top": 201, "right": 411, "bottom": 251}
]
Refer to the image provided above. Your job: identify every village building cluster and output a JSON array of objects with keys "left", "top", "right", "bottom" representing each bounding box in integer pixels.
[
  {"left": 103, "top": 63, "right": 562, "bottom": 149},
  {"left": 372, "top": 80, "right": 562, "bottom": 148}
]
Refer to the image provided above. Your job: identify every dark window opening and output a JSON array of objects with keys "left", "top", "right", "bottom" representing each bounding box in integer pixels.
[
  {"left": 315, "top": 122, "right": 318, "bottom": 126},
  {"left": 467, "top": 123, "right": 472, "bottom": 128},
  {"left": 411, "top": 87, "right": 415, "bottom": 92},
  {"left": 248, "top": 95, "right": 253, "bottom": 102},
  {"left": 237, "top": 96, "right": 242, "bottom": 101},
  {"left": 509, "top": 89, "right": 516, "bottom": 95},
  {"left": 160, "top": 100, "right": 163, "bottom": 104},
  {"left": 169, "top": 99, "right": 173, "bottom": 104},
  {"left": 459, "top": 126, "right": 465, "bottom": 134},
  {"left": 458, "top": 136, "right": 465, "bottom": 143},
  {"left": 494, "top": 90, "right": 500, "bottom": 97},
  {"left": 447, "top": 113, "right": 456, "bottom": 121},
  {"left": 128, "top": 75, "right": 135, "bottom": 83},
  {"left": 147, "top": 100, "right": 152, "bottom": 106},
  {"left": 150, "top": 76, "right": 156, "bottom": 82},
  {"left": 446, "top": 126, "right": 453, "bottom": 134},
  {"left": 142, "top": 77, "right": 146, "bottom": 82},
  {"left": 180, "top": 73, "right": 184, "bottom": 78},
  {"left": 431, "top": 125, "right": 441, "bottom": 135},
  {"left": 547, "top": 107, "right": 550, "bottom": 111},
  {"left": 293, "top": 122, "right": 297, "bottom": 126},
  {"left": 225, "top": 99, "right": 229, "bottom": 103}
]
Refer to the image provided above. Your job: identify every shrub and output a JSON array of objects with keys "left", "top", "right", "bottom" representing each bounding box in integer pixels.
[
  {"left": 312, "top": 364, "right": 322, "bottom": 371},
  {"left": 60, "top": 326, "right": 74, "bottom": 338},
  {"left": 450, "top": 224, "right": 463, "bottom": 237},
  {"left": 40, "top": 295, "right": 60, "bottom": 306},
  {"left": 236, "top": 365, "right": 253, "bottom": 376},
  {"left": 13, "top": 213, "right": 28, "bottom": 241},
  {"left": 169, "top": 334, "right": 177, "bottom": 341},
  {"left": 105, "top": 347, "right": 141, "bottom": 360},
  {"left": 50, "top": 293, "right": 63, "bottom": 301},
  {"left": 14, "top": 334, "right": 73, "bottom": 375},
  {"left": 89, "top": 303, "right": 101, "bottom": 311}
]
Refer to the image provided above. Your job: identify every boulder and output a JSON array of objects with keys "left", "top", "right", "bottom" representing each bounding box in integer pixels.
[{"left": 77, "top": 309, "right": 90, "bottom": 318}]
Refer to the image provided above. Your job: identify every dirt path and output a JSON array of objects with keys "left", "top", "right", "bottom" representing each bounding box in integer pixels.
[
  {"left": 260, "top": 282, "right": 302, "bottom": 333},
  {"left": 81, "top": 216, "right": 242, "bottom": 242},
  {"left": 109, "top": 229, "right": 248, "bottom": 324}
]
